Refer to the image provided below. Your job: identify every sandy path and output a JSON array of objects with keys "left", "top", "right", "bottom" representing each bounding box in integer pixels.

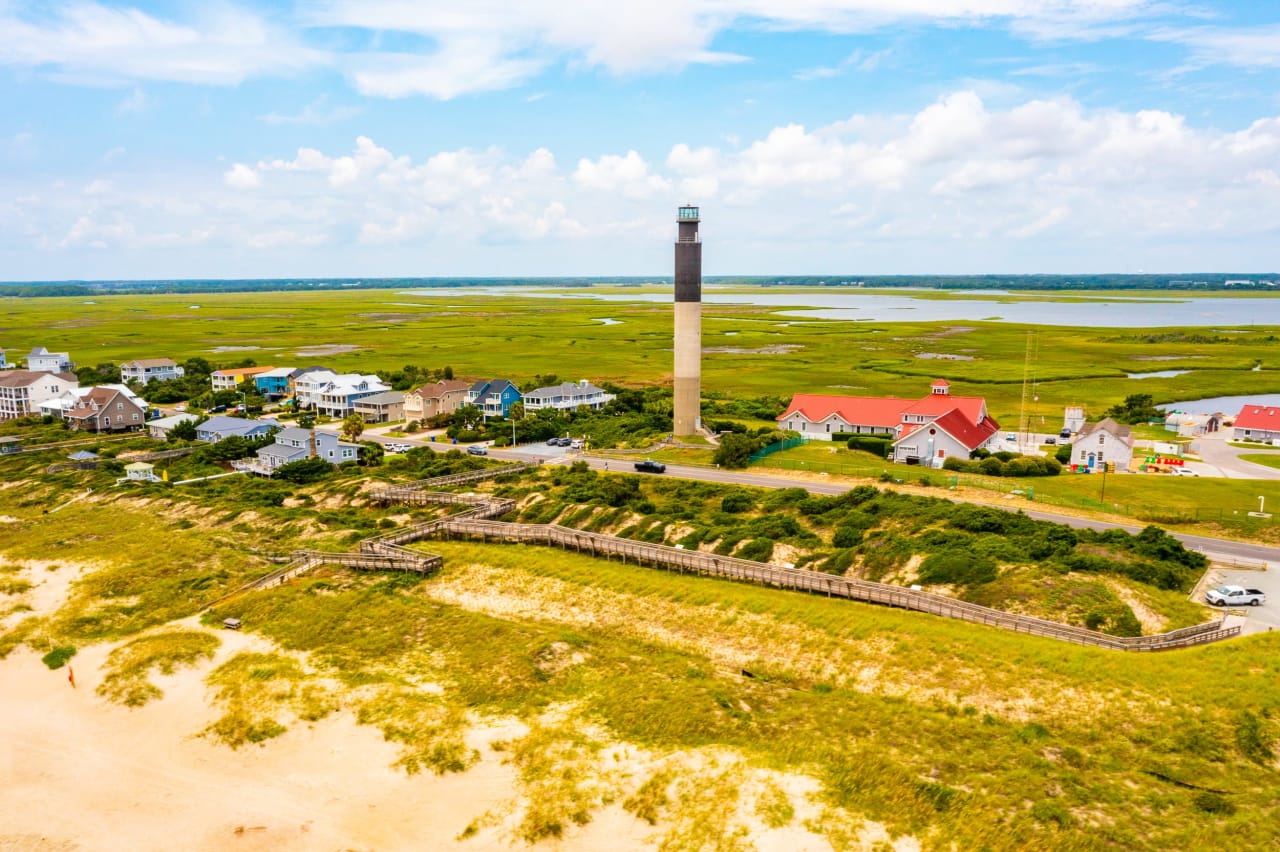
[{"left": 0, "top": 635, "right": 530, "bottom": 851}]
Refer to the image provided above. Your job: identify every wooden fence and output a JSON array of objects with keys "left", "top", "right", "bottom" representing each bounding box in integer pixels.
[
  {"left": 47, "top": 446, "right": 196, "bottom": 473},
  {"left": 440, "top": 518, "right": 1238, "bottom": 652}
]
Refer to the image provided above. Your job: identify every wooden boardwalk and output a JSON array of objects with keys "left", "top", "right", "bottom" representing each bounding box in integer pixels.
[
  {"left": 209, "top": 459, "right": 1240, "bottom": 651},
  {"left": 441, "top": 519, "right": 1238, "bottom": 652}
]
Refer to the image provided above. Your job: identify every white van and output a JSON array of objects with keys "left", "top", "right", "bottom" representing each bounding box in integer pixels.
[{"left": 570, "top": 439, "right": 584, "bottom": 450}]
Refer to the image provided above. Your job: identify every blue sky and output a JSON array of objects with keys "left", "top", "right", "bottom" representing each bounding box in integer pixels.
[{"left": 2, "top": 1, "right": 1279, "bottom": 279}]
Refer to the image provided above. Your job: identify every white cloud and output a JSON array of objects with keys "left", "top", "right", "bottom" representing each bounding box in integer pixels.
[
  {"left": 223, "top": 163, "right": 261, "bottom": 189},
  {"left": 259, "top": 95, "right": 361, "bottom": 125},
  {"left": 12, "top": 91, "right": 1280, "bottom": 274},
  {"left": 0, "top": 1, "right": 325, "bottom": 86},
  {"left": 573, "top": 151, "right": 671, "bottom": 199},
  {"left": 305, "top": 0, "right": 1157, "bottom": 98}
]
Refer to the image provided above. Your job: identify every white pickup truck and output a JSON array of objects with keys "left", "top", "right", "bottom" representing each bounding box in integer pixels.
[{"left": 1205, "top": 585, "right": 1266, "bottom": 607}]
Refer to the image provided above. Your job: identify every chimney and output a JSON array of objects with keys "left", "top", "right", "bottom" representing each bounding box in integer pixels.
[{"left": 309, "top": 427, "right": 318, "bottom": 459}]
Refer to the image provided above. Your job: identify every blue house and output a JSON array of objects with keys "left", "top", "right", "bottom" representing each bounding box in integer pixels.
[
  {"left": 253, "top": 367, "right": 297, "bottom": 400},
  {"left": 467, "top": 379, "right": 522, "bottom": 418}
]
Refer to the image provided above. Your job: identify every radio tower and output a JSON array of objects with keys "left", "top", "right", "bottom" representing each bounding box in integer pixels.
[{"left": 673, "top": 205, "right": 702, "bottom": 437}]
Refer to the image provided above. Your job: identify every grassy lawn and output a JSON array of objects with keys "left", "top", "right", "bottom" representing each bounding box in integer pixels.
[
  {"left": 3, "top": 287, "right": 1280, "bottom": 427},
  {"left": 2, "top": 448, "right": 1279, "bottom": 848},
  {"left": 756, "top": 443, "right": 1280, "bottom": 541},
  {"left": 1240, "top": 454, "right": 1280, "bottom": 471}
]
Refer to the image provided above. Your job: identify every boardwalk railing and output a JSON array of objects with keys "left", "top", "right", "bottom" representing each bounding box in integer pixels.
[
  {"left": 440, "top": 518, "right": 1238, "bottom": 652},
  {"left": 203, "top": 464, "right": 525, "bottom": 610},
  {"left": 369, "top": 462, "right": 534, "bottom": 504},
  {"left": 206, "top": 458, "right": 1240, "bottom": 652}
]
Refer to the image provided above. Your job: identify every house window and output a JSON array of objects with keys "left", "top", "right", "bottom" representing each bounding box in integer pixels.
[
  {"left": 132, "top": 413, "right": 139, "bottom": 420},
  {"left": 1098, "top": 434, "right": 1105, "bottom": 444},
  {"left": 1098, "top": 452, "right": 1105, "bottom": 462},
  {"left": 826, "top": 423, "right": 830, "bottom": 433},
  {"left": 117, "top": 403, "right": 123, "bottom": 410}
]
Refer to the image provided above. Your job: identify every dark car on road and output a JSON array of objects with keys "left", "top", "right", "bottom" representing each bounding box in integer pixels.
[{"left": 634, "top": 460, "right": 666, "bottom": 473}]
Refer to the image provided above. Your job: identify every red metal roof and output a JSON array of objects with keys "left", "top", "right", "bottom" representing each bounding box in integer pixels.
[
  {"left": 900, "top": 393, "right": 987, "bottom": 423},
  {"left": 779, "top": 394, "right": 909, "bottom": 429},
  {"left": 1234, "top": 405, "right": 1280, "bottom": 430}
]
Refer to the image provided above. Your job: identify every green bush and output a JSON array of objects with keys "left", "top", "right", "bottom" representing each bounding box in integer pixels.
[
  {"left": 842, "top": 435, "right": 892, "bottom": 455},
  {"left": 736, "top": 538, "right": 775, "bottom": 562},
  {"left": 720, "top": 492, "right": 755, "bottom": 513},
  {"left": 917, "top": 549, "right": 998, "bottom": 587},
  {"left": 273, "top": 457, "right": 334, "bottom": 484},
  {"left": 42, "top": 646, "right": 77, "bottom": 669}
]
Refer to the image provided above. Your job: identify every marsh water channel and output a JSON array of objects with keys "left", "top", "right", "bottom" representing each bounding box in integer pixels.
[{"left": 405, "top": 287, "right": 1280, "bottom": 329}]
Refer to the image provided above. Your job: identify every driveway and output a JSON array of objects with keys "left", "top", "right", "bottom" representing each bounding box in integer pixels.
[
  {"left": 1191, "top": 431, "right": 1280, "bottom": 480},
  {"left": 1202, "top": 568, "right": 1280, "bottom": 635}
]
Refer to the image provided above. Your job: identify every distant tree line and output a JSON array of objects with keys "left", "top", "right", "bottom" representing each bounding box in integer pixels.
[{"left": 5, "top": 273, "right": 1279, "bottom": 298}]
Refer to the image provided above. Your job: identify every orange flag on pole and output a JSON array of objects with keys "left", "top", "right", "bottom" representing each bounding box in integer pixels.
[{"left": 67, "top": 666, "right": 75, "bottom": 689}]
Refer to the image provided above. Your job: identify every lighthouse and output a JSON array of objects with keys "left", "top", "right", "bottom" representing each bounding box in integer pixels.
[{"left": 673, "top": 205, "right": 702, "bottom": 437}]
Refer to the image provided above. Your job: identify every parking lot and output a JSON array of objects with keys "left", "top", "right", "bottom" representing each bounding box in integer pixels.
[{"left": 1203, "top": 568, "right": 1280, "bottom": 635}]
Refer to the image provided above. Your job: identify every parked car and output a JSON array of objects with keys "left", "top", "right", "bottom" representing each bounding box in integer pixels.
[
  {"left": 1059, "top": 428, "right": 1072, "bottom": 439},
  {"left": 1205, "top": 585, "right": 1265, "bottom": 606},
  {"left": 634, "top": 459, "right": 666, "bottom": 473},
  {"left": 1045, "top": 436, "right": 1056, "bottom": 445},
  {"left": 570, "top": 439, "right": 584, "bottom": 450},
  {"left": 384, "top": 443, "right": 409, "bottom": 453},
  {"left": 1174, "top": 468, "right": 1199, "bottom": 476},
  {"left": 467, "top": 445, "right": 488, "bottom": 456}
]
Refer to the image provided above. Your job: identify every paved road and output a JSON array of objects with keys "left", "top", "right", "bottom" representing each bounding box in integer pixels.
[
  {"left": 330, "top": 428, "right": 1280, "bottom": 568},
  {"left": 1192, "top": 431, "right": 1280, "bottom": 480}
]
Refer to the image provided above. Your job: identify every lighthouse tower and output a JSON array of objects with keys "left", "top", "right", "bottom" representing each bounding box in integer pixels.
[{"left": 673, "top": 205, "right": 702, "bottom": 437}]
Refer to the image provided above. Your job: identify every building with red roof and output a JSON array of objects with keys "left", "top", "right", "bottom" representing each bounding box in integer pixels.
[
  {"left": 1233, "top": 405, "right": 1280, "bottom": 443},
  {"left": 779, "top": 380, "right": 1000, "bottom": 465}
]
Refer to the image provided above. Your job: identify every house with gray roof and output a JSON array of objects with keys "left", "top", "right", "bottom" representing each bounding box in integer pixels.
[
  {"left": 195, "top": 415, "right": 276, "bottom": 443},
  {"left": 1070, "top": 418, "right": 1133, "bottom": 472},
  {"left": 252, "top": 427, "right": 361, "bottom": 472},
  {"left": 523, "top": 380, "right": 615, "bottom": 412},
  {"left": 148, "top": 412, "right": 199, "bottom": 439},
  {"left": 353, "top": 391, "right": 405, "bottom": 424}
]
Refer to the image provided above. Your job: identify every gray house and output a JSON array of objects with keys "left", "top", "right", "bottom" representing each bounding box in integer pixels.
[
  {"left": 196, "top": 415, "right": 276, "bottom": 443},
  {"left": 254, "top": 427, "right": 361, "bottom": 472}
]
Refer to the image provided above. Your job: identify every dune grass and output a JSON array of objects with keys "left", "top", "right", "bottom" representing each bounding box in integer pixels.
[
  {"left": 195, "top": 539, "right": 1280, "bottom": 849},
  {"left": 97, "top": 630, "right": 220, "bottom": 706}
]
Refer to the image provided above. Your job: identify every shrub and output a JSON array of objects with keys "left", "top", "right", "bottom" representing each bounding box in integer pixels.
[
  {"left": 843, "top": 436, "right": 891, "bottom": 455},
  {"left": 720, "top": 492, "right": 755, "bottom": 513},
  {"left": 42, "top": 646, "right": 77, "bottom": 669},
  {"left": 917, "top": 549, "right": 998, "bottom": 587},
  {"left": 736, "top": 538, "right": 776, "bottom": 562},
  {"left": 273, "top": 457, "right": 334, "bottom": 484}
]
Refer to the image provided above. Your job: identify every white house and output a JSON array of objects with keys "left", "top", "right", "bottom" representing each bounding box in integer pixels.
[
  {"left": 292, "top": 370, "right": 338, "bottom": 409},
  {"left": 0, "top": 370, "right": 78, "bottom": 420},
  {"left": 315, "top": 375, "right": 390, "bottom": 418},
  {"left": 1070, "top": 418, "right": 1133, "bottom": 471},
  {"left": 26, "top": 347, "right": 74, "bottom": 373},
  {"left": 120, "top": 358, "right": 184, "bottom": 385},
  {"left": 778, "top": 381, "right": 1000, "bottom": 464},
  {"left": 148, "top": 412, "right": 199, "bottom": 439},
  {"left": 523, "top": 380, "right": 615, "bottom": 412},
  {"left": 39, "top": 383, "right": 147, "bottom": 418}
]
